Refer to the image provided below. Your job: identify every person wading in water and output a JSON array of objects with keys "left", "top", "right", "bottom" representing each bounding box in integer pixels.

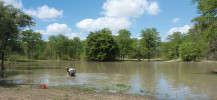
[{"left": 66, "top": 67, "right": 76, "bottom": 76}]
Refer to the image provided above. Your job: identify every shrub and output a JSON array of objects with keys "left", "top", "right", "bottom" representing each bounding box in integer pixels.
[{"left": 179, "top": 42, "right": 201, "bottom": 61}]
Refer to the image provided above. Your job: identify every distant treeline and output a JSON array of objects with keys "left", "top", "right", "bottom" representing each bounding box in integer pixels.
[{"left": 0, "top": 0, "right": 216, "bottom": 67}]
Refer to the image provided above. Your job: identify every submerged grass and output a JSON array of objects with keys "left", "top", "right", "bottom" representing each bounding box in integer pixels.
[
  {"left": 49, "top": 83, "right": 132, "bottom": 93},
  {"left": 101, "top": 83, "right": 132, "bottom": 93}
]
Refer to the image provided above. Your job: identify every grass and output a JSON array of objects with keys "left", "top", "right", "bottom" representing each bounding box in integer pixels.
[
  {"left": 14, "top": 88, "right": 20, "bottom": 92},
  {"left": 64, "top": 93, "right": 69, "bottom": 99},
  {"left": 101, "top": 83, "right": 132, "bottom": 93},
  {"left": 49, "top": 83, "right": 132, "bottom": 93},
  {"left": 49, "top": 85, "right": 96, "bottom": 92},
  {"left": 82, "top": 87, "right": 97, "bottom": 91},
  {"left": 53, "top": 96, "right": 60, "bottom": 100}
]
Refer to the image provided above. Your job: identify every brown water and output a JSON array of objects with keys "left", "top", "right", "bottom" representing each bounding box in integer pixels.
[{"left": 0, "top": 61, "right": 217, "bottom": 99}]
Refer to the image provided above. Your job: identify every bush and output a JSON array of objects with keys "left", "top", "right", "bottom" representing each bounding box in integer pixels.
[
  {"left": 164, "top": 53, "right": 173, "bottom": 60},
  {"left": 86, "top": 28, "right": 119, "bottom": 61},
  {"left": 179, "top": 42, "right": 201, "bottom": 61}
]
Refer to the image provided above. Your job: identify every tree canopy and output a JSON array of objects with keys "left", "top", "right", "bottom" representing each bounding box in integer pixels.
[
  {"left": 140, "top": 28, "right": 161, "bottom": 62},
  {"left": 0, "top": 1, "right": 34, "bottom": 70},
  {"left": 86, "top": 28, "right": 119, "bottom": 61},
  {"left": 116, "top": 29, "right": 132, "bottom": 60},
  {"left": 21, "top": 30, "right": 42, "bottom": 60}
]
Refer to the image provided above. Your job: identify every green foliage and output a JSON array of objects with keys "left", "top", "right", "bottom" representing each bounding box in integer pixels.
[
  {"left": 68, "top": 37, "right": 83, "bottom": 60},
  {"left": 55, "top": 34, "right": 69, "bottom": 60},
  {"left": 21, "top": 30, "right": 43, "bottom": 60},
  {"left": 129, "top": 38, "right": 141, "bottom": 60},
  {"left": 86, "top": 28, "right": 119, "bottom": 61},
  {"left": 140, "top": 28, "right": 161, "bottom": 61},
  {"left": 116, "top": 29, "right": 132, "bottom": 60},
  {"left": 191, "top": 0, "right": 217, "bottom": 60},
  {"left": 0, "top": 1, "right": 34, "bottom": 70},
  {"left": 167, "top": 32, "right": 185, "bottom": 58},
  {"left": 179, "top": 42, "right": 201, "bottom": 61},
  {"left": 47, "top": 35, "right": 83, "bottom": 60},
  {"left": 164, "top": 53, "right": 173, "bottom": 60}
]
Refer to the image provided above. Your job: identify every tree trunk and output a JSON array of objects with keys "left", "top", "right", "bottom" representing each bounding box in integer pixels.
[
  {"left": 138, "top": 51, "right": 140, "bottom": 61},
  {"left": 56, "top": 52, "right": 57, "bottom": 60},
  {"left": 28, "top": 46, "right": 31, "bottom": 60},
  {"left": 148, "top": 52, "right": 150, "bottom": 62},
  {"left": 1, "top": 50, "right": 4, "bottom": 70}
]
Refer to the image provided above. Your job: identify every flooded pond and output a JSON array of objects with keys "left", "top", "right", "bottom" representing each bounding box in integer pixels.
[{"left": 0, "top": 61, "right": 217, "bottom": 99}]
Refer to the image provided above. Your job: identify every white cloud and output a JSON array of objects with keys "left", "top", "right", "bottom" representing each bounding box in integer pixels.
[
  {"left": 102, "top": 0, "right": 145, "bottom": 18},
  {"left": 102, "top": 0, "right": 160, "bottom": 17},
  {"left": 23, "top": 5, "right": 63, "bottom": 20},
  {"left": 146, "top": 2, "right": 161, "bottom": 15},
  {"left": 66, "top": 32, "right": 86, "bottom": 40},
  {"left": 172, "top": 18, "right": 180, "bottom": 23},
  {"left": 76, "top": 0, "right": 161, "bottom": 32},
  {"left": 36, "top": 23, "right": 71, "bottom": 35},
  {"left": 36, "top": 23, "right": 86, "bottom": 40},
  {"left": 76, "top": 17, "right": 130, "bottom": 31},
  {"left": 0, "top": 0, "right": 23, "bottom": 8},
  {"left": 167, "top": 25, "right": 192, "bottom": 35}
]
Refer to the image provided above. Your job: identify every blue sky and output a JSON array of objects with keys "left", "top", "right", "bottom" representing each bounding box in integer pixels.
[{"left": 1, "top": 0, "right": 199, "bottom": 41}]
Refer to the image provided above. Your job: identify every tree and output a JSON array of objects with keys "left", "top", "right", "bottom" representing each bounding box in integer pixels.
[
  {"left": 130, "top": 38, "right": 142, "bottom": 60},
  {"left": 159, "top": 42, "right": 172, "bottom": 60},
  {"left": 191, "top": 0, "right": 217, "bottom": 60},
  {"left": 117, "top": 29, "right": 132, "bottom": 60},
  {"left": 86, "top": 28, "right": 119, "bottom": 61},
  {"left": 167, "top": 32, "right": 185, "bottom": 58},
  {"left": 55, "top": 34, "right": 69, "bottom": 60},
  {"left": 73, "top": 37, "right": 83, "bottom": 60},
  {"left": 0, "top": 1, "right": 34, "bottom": 70},
  {"left": 179, "top": 42, "right": 201, "bottom": 61},
  {"left": 68, "top": 37, "right": 83, "bottom": 60},
  {"left": 140, "top": 28, "right": 161, "bottom": 62},
  {"left": 21, "top": 30, "right": 42, "bottom": 60},
  {"left": 48, "top": 36, "right": 58, "bottom": 59}
]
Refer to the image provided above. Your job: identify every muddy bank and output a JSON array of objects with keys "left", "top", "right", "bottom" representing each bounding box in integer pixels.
[{"left": 0, "top": 85, "right": 156, "bottom": 100}]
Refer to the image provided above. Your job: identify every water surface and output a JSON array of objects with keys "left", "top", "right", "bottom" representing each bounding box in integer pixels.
[{"left": 0, "top": 61, "right": 217, "bottom": 99}]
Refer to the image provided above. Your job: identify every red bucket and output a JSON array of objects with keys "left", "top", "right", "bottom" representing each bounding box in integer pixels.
[{"left": 43, "top": 84, "right": 47, "bottom": 89}]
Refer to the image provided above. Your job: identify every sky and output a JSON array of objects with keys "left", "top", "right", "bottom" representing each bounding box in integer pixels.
[{"left": 0, "top": 0, "right": 199, "bottom": 41}]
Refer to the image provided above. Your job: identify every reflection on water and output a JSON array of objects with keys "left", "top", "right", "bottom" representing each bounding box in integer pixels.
[{"left": 0, "top": 61, "right": 217, "bottom": 99}]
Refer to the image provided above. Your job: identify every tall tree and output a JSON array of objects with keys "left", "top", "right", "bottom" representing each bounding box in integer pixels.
[
  {"left": 117, "top": 29, "right": 132, "bottom": 60},
  {"left": 167, "top": 32, "right": 185, "bottom": 58},
  {"left": 21, "top": 30, "right": 42, "bottom": 60},
  {"left": 130, "top": 38, "right": 142, "bottom": 60},
  {"left": 0, "top": 1, "right": 34, "bottom": 70},
  {"left": 86, "top": 28, "right": 119, "bottom": 61},
  {"left": 191, "top": 0, "right": 217, "bottom": 59},
  {"left": 48, "top": 36, "right": 58, "bottom": 59},
  {"left": 140, "top": 28, "right": 161, "bottom": 62},
  {"left": 55, "top": 34, "right": 69, "bottom": 60},
  {"left": 68, "top": 37, "right": 83, "bottom": 60},
  {"left": 73, "top": 37, "right": 83, "bottom": 60}
]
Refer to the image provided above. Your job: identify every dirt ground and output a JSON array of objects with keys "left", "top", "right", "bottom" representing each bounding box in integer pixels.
[{"left": 0, "top": 85, "right": 156, "bottom": 100}]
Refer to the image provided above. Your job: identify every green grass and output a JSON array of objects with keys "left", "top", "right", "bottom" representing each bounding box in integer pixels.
[
  {"left": 82, "top": 87, "right": 97, "bottom": 91},
  {"left": 64, "top": 93, "right": 69, "bottom": 99},
  {"left": 101, "top": 83, "right": 132, "bottom": 93}
]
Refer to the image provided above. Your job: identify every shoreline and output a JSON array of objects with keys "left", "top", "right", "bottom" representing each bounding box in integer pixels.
[
  {"left": 3, "top": 58, "right": 217, "bottom": 64},
  {"left": 0, "top": 85, "right": 156, "bottom": 100}
]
